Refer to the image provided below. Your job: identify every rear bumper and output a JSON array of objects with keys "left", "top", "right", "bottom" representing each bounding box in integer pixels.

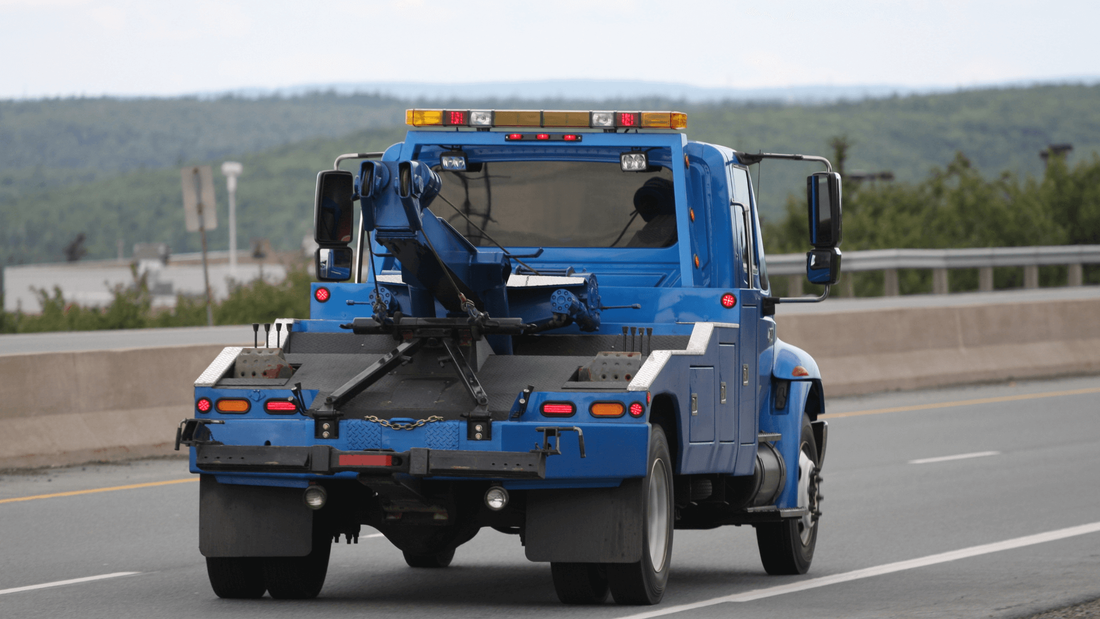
[{"left": 194, "top": 443, "right": 546, "bottom": 479}]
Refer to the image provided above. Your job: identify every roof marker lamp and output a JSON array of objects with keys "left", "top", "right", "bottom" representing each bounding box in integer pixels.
[
  {"left": 621, "top": 152, "right": 648, "bottom": 172},
  {"left": 440, "top": 150, "right": 467, "bottom": 172}
]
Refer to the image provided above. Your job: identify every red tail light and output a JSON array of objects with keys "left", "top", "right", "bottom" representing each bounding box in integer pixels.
[
  {"left": 265, "top": 400, "right": 298, "bottom": 413},
  {"left": 721, "top": 293, "right": 736, "bottom": 308},
  {"left": 315, "top": 287, "right": 330, "bottom": 302},
  {"left": 541, "top": 402, "right": 575, "bottom": 416},
  {"left": 629, "top": 402, "right": 645, "bottom": 417},
  {"left": 196, "top": 397, "right": 213, "bottom": 413}
]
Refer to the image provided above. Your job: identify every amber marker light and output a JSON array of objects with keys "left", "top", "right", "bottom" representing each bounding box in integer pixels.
[
  {"left": 216, "top": 398, "right": 251, "bottom": 413},
  {"left": 590, "top": 402, "right": 625, "bottom": 417}
]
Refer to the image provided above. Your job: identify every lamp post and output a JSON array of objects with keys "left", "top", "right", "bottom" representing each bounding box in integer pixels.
[{"left": 221, "top": 161, "right": 243, "bottom": 276}]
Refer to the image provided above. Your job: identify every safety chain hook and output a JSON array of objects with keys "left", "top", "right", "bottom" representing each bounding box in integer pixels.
[{"left": 362, "top": 414, "right": 444, "bottom": 431}]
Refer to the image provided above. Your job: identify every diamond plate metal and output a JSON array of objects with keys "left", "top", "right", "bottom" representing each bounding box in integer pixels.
[
  {"left": 345, "top": 420, "right": 382, "bottom": 451},
  {"left": 426, "top": 422, "right": 460, "bottom": 450}
]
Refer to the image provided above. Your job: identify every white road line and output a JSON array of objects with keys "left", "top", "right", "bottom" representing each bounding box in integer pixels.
[
  {"left": 620, "top": 521, "right": 1100, "bottom": 619},
  {"left": 909, "top": 451, "right": 1000, "bottom": 464},
  {"left": 0, "top": 572, "right": 139, "bottom": 596}
]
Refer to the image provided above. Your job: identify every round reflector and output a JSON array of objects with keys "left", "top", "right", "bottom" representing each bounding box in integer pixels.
[
  {"left": 721, "top": 293, "right": 736, "bottom": 308},
  {"left": 629, "top": 402, "right": 645, "bottom": 417},
  {"left": 315, "top": 287, "right": 330, "bottom": 303},
  {"left": 196, "top": 397, "right": 212, "bottom": 413}
]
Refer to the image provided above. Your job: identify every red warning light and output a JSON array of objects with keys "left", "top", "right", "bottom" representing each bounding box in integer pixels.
[
  {"left": 447, "top": 110, "right": 468, "bottom": 125},
  {"left": 315, "top": 287, "right": 331, "bottom": 303},
  {"left": 618, "top": 112, "right": 638, "bottom": 127},
  {"left": 629, "top": 402, "right": 645, "bottom": 417},
  {"left": 536, "top": 133, "right": 550, "bottom": 140},
  {"left": 196, "top": 397, "right": 212, "bottom": 413},
  {"left": 721, "top": 293, "right": 736, "bottom": 308},
  {"left": 563, "top": 134, "right": 579, "bottom": 141},
  {"left": 506, "top": 133, "right": 524, "bottom": 140}
]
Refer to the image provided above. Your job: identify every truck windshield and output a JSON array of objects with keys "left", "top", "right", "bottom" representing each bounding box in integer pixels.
[{"left": 432, "top": 161, "right": 676, "bottom": 249}]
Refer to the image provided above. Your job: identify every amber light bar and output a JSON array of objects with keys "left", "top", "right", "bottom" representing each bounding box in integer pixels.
[{"left": 406, "top": 109, "right": 687, "bottom": 130}]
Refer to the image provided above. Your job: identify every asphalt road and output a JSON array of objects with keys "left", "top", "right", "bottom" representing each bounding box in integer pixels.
[{"left": 2, "top": 375, "right": 1099, "bottom": 619}]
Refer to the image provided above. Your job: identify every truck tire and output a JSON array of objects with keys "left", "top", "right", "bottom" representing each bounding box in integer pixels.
[
  {"left": 551, "top": 563, "right": 609, "bottom": 604},
  {"left": 262, "top": 537, "right": 332, "bottom": 599},
  {"left": 403, "top": 548, "right": 455, "bottom": 568},
  {"left": 755, "top": 413, "right": 820, "bottom": 575},
  {"left": 607, "top": 425, "right": 673, "bottom": 605},
  {"left": 206, "top": 557, "right": 266, "bottom": 599}
]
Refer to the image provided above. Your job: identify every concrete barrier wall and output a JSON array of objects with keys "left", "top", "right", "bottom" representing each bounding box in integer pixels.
[
  {"left": 1, "top": 298, "right": 1097, "bottom": 468},
  {"left": 777, "top": 297, "right": 1100, "bottom": 397},
  {"left": 0, "top": 345, "right": 226, "bottom": 469}
]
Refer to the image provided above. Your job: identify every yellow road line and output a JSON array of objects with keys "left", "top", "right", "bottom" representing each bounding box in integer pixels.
[
  {"left": 0, "top": 477, "right": 198, "bottom": 505},
  {"left": 822, "top": 387, "right": 1100, "bottom": 420}
]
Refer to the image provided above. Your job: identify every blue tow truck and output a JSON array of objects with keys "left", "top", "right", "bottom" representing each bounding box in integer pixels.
[{"left": 177, "top": 108, "right": 843, "bottom": 605}]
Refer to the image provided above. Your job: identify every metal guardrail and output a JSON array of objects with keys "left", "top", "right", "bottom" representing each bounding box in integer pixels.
[{"left": 768, "top": 245, "right": 1100, "bottom": 296}]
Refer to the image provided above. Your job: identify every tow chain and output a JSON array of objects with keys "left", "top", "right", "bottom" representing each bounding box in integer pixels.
[{"left": 362, "top": 414, "right": 444, "bottom": 431}]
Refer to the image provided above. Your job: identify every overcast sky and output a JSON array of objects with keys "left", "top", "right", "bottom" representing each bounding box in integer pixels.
[{"left": 1, "top": 0, "right": 1097, "bottom": 99}]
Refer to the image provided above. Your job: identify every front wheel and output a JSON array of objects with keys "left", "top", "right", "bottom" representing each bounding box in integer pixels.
[
  {"left": 755, "top": 413, "right": 821, "bottom": 575},
  {"left": 607, "top": 425, "right": 674, "bottom": 605}
]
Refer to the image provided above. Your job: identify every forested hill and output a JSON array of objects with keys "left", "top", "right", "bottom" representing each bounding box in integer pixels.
[{"left": 2, "top": 83, "right": 1099, "bottom": 265}]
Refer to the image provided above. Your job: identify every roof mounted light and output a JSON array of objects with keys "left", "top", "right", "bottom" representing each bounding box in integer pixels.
[
  {"left": 621, "top": 152, "right": 648, "bottom": 172},
  {"left": 440, "top": 150, "right": 467, "bottom": 171},
  {"left": 405, "top": 109, "right": 687, "bottom": 130}
]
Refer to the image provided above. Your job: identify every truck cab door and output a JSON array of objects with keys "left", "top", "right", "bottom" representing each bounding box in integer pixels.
[{"left": 731, "top": 167, "right": 766, "bottom": 474}]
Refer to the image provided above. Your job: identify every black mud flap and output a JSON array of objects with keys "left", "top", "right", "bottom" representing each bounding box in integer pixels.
[
  {"left": 199, "top": 475, "right": 313, "bottom": 557},
  {"left": 524, "top": 478, "right": 644, "bottom": 563}
]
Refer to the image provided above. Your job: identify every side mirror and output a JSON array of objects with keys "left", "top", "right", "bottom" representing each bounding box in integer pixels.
[
  {"left": 807, "top": 172, "right": 842, "bottom": 248},
  {"left": 806, "top": 247, "right": 842, "bottom": 285},
  {"left": 316, "top": 246, "right": 353, "bottom": 281},
  {"left": 315, "top": 170, "right": 356, "bottom": 245}
]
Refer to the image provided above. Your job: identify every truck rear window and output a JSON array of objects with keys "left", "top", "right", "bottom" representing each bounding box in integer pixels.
[{"left": 433, "top": 161, "right": 676, "bottom": 249}]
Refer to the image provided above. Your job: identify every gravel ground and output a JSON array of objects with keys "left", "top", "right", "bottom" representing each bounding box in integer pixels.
[{"left": 1021, "top": 598, "right": 1100, "bottom": 619}]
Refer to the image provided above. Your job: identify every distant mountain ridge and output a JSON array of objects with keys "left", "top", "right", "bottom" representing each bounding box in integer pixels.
[{"left": 216, "top": 77, "right": 1100, "bottom": 104}]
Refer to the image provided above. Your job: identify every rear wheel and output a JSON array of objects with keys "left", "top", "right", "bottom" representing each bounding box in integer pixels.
[
  {"left": 263, "top": 536, "right": 332, "bottom": 599},
  {"left": 756, "top": 413, "right": 821, "bottom": 575},
  {"left": 551, "top": 563, "right": 609, "bottom": 604},
  {"left": 403, "top": 548, "right": 455, "bottom": 568},
  {"left": 206, "top": 557, "right": 266, "bottom": 599},
  {"left": 607, "top": 425, "right": 673, "bottom": 605}
]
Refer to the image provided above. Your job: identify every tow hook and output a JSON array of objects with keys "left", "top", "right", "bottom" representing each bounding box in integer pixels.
[{"left": 532, "top": 426, "right": 586, "bottom": 458}]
